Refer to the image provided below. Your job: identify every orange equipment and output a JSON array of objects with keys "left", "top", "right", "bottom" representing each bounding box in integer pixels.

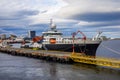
[{"left": 32, "top": 36, "right": 43, "bottom": 42}]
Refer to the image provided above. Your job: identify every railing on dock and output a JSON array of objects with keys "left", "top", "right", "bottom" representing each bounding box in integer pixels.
[{"left": 71, "top": 53, "right": 120, "bottom": 69}]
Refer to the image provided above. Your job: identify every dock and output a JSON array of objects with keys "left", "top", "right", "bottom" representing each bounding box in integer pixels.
[
  {"left": 0, "top": 47, "right": 72, "bottom": 63},
  {"left": 0, "top": 47, "right": 120, "bottom": 69}
]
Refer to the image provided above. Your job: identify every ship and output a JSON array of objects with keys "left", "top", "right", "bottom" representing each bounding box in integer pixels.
[
  {"left": 35, "top": 20, "right": 103, "bottom": 56},
  {"left": 0, "top": 40, "right": 12, "bottom": 48}
]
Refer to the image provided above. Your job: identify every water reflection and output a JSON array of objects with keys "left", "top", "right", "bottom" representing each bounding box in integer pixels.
[
  {"left": 0, "top": 51, "right": 120, "bottom": 80},
  {"left": 73, "top": 63, "right": 120, "bottom": 75},
  {"left": 49, "top": 63, "right": 57, "bottom": 80}
]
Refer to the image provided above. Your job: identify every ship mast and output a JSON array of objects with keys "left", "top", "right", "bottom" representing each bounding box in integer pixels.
[
  {"left": 50, "top": 19, "right": 53, "bottom": 27},
  {"left": 49, "top": 19, "right": 56, "bottom": 31}
]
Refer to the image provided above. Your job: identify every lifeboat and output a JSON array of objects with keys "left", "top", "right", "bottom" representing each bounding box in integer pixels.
[{"left": 50, "top": 38, "right": 56, "bottom": 44}]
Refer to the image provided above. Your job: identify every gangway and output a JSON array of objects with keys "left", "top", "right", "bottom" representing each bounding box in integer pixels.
[{"left": 70, "top": 53, "right": 120, "bottom": 69}]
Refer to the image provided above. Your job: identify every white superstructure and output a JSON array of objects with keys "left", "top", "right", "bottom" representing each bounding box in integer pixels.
[{"left": 42, "top": 20, "right": 102, "bottom": 45}]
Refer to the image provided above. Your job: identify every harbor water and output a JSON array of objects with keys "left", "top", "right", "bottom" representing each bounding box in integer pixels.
[{"left": 0, "top": 40, "right": 120, "bottom": 80}]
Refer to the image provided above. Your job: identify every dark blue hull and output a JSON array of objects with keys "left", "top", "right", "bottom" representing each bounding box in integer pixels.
[{"left": 42, "top": 43, "right": 100, "bottom": 56}]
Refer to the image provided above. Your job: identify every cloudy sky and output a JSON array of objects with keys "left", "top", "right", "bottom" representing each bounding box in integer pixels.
[{"left": 0, "top": 0, "right": 120, "bottom": 38}]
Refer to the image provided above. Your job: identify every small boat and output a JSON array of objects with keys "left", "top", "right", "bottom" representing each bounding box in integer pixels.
[
  {"left": 0, "top": 40, "right": 12, "bottom": 48},
  {"left": 20, "top": 40, "right": 29, "bottom": 48}
]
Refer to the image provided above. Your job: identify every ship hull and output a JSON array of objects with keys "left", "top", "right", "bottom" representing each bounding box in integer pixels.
[{"left": 42, "top": 43, "right": 100, "bottom": 56}]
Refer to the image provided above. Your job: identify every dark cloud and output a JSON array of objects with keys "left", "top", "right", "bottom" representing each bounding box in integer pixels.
[
  {"left": 0, "top": 23, "right": 48, "bottom": 36},
  {"left": 2, "top": 27, "right": 25, "bottom": 31},
  {"left": 0, "top": 30, "right": 8, "bottom": 34},
  {"left": 0, "top": 10, "right": 39, "bottom": 20},
  {"left": 0, "top": 25, "right": 30, "bottom": 36},
  {"left": 79, "top": 21, "right": 120, "bottom": 28},
  {"left": 109, "top": 0, "right": 120, "bottom": 2},
  {"left": 16, "top": 10, "right": 39, "bottom": 17},
  {"left": 41, "top": 10, "right": 48, "bottom": 13},
  {"left": 29, "top": 24, "right": 49, "bottom": 30},
  {"left": 29, "top": 23, "right": 48, "bottom": 27},
  {"left": 29, "top": 23, "right": 79, "bottom": 36},
  {"left": 70, "top": 11, "right": 120, "bottom": 22},
  {"left": 102, "top": 28, "right": 120, "bottom": 32},
  {"left": 0, "top": 16, "right": 19, "bottom": 20},
  {"left": 29, "top": 24, "right": 50, "bottom": 35}
]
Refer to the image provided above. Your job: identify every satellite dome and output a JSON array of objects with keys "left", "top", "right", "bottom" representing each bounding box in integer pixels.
[{"left": 51, "top": 23, "right": 56, "bottom": 29}]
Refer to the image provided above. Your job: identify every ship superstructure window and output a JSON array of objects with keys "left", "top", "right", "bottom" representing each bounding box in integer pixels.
[{"left": 43, "top": 33, "right": 62, "bottom": 36}]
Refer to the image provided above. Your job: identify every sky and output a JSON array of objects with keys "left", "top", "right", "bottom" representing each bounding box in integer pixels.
[{"left": 0, "top": 0, "right": 120, "bottom": 38}]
